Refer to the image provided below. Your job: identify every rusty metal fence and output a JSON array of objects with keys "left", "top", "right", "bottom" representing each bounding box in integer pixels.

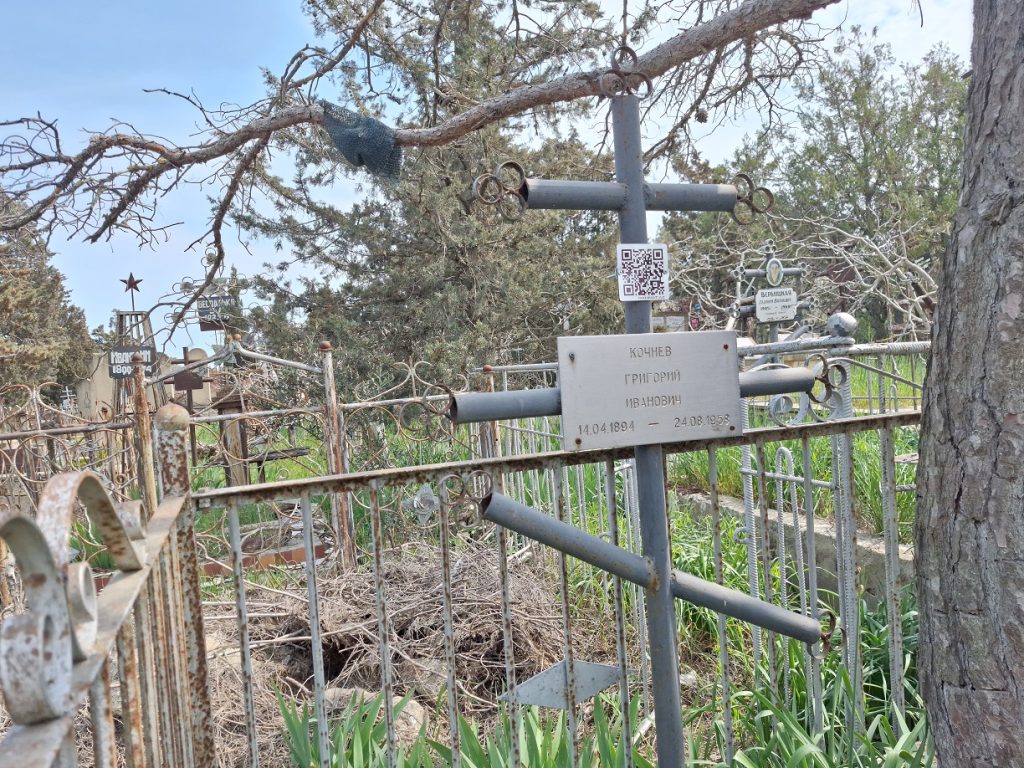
[
  {"left": 0, "top": 388, "right": 212, "bottom": 767},
  {"left": 176, "top": 332, "right": 922, "bottom": 765},
  {"left": 0, "top": 384, "right": 138, "bottom": 517},
  {"left": 0, "top": 339, "right": 925, "bottom": 766}
]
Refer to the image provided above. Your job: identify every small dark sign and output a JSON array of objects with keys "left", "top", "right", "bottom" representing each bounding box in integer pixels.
[
  {"left": 108, "top": 345, "right": 157, "bottom": 379},
  {"left": 196, "top": 294, "right": 237, "bottom": 320},
  {"left": 197, "top": 294, "right": 240, "bottom": 331},
  {"left": 173, "top": 370, "right": 205, "bottom": 392}
]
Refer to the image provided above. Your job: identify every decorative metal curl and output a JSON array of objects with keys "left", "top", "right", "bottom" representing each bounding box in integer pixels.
[
  {"left": 731, "top": 172, "right": 775, "bottom": 225},
  {"left": 0, "top": 471, "right": 145, "bottom": 726},
  {"left": 471, "top": 160, "right": 527, "bottom": 222},
  {"left": 767, "top": 393, "right": 804, "bottom": 427},
  {"left": 599, "top": 45, "right": 653, "bottom": 99},
  {"left": 809, "top": 610, "right": 841, "bottom": 658}
]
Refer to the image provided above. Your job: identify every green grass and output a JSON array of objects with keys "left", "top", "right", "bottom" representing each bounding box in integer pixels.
[
  {"left": 278, "top": 691, "right": 654, "bottom": 768},
  {"left": 668, "top": 426, "right": 919, "bottom": 541}
]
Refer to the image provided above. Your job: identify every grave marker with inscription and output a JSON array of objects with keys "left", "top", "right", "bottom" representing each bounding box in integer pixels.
[
  {"left": 450, "top": 58, "right": 822, "bottom": 768},
  {"left": 755, "top": 287, "right": 799, "bottom": 322},
  {"left": 558, "top": 331, "right": 741, "bottom": 450}
]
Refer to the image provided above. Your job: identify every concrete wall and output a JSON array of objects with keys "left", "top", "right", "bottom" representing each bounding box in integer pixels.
[{"left": 678, "top": 491, "right": 914, "bottom": 608}]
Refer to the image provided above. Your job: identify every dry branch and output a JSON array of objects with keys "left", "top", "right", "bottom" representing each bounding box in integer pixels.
[{"left": 0, "top": 0, "right": 839, "bottom": 247}]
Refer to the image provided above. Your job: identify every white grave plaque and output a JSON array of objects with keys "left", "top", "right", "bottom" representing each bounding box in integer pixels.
[
  {"left": 616, "top": 243, "right": 670, "bottom": 302},
  {"left": 755, "top": 287, "right": 798, "bottom": 322},
  {"left": 557, "top": 331, "right": 742, "bottom": 451}
]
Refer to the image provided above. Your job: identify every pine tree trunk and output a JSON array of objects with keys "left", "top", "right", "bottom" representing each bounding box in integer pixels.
[{"left": 916, "top": 2, "right": 1024, "bottom": 764}]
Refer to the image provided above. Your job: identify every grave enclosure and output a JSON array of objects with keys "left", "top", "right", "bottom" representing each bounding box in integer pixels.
[{"left": 0, "top": 58, "right": 931, "bottom": 768}]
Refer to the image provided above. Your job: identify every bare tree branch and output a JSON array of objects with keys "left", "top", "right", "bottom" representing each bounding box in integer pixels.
[{"left": 0, "top": 0, "right": 839, "bottom": 249}]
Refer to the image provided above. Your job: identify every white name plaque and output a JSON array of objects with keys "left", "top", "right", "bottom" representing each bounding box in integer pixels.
[
  {"left": 755, "top": 287, "right": 798, "bottom": 322},
  {"left": 557, "top": 331, "right": 742, "bottom": 451}
]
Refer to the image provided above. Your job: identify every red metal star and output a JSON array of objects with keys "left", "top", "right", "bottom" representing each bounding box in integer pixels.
[{"left": 120, "top": 273, "right": 143, "bottom": 292}]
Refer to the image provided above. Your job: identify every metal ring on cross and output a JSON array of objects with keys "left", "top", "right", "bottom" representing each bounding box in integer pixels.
[
  {"left": 599, "top": 69, "right": 653, "bottom": 99},
  {"left": 610, "top": 45, "right": 639, "bottom": 71},
  {"left": 494, "top": 160, "right": 525, "bottom": 192},
  {"left": 731, "top": 173, "right": 775, "bottom": 225},
  {"left": 825, "top": 361, "right": 849, "bottom": 389},
  {"left": 599, "top": 45, "right": 651, "bottom": 99},
  {"left": 731, "top": 198, "right": 756, "bottom": 225},
  {"left": 472, "top": 173, "right": 503, "bottom": 205},
  {"left": 751, "top": 186, "right": 775, "bottom": 214},
  {"left": 471, "top": 160, "right": 528, "bottom": 221},
  {"left": 599, "top": 70, "right": 629, "bottom": 98},
  {"left": 497, "top": 190, "right": 527, "bottom": 221}
]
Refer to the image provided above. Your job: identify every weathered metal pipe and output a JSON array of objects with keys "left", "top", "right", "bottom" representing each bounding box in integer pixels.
[
  {"left": 739, "top": 367, "right": 816, "bottom": 397},
  {"left": 644, "top": 183, "right": 736, "bottom": 212},
  {"left": 520, "top": 179, "right": 627, "bottom": 211},
  {"left": 448, "top": 387, "right": 561, "bottom": 424},
  {"left": 481, "top": 492, "right": 656, "bottom": 588},
  {"left": 669, "top": 570, "right": 821, "bottom": 644},
  {"left": 518, "top": 179, "right": 738, "bottom": 214},
  {"left": 482, "top": 492, "right": 823, "bottom": 644},
  {"left": 450, "top": 368, "right": 814, "bottom": 425}
]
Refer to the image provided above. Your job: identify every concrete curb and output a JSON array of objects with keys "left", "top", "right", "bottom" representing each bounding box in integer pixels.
[{"left": 677, "top": 491, "right": 915, "bottom": 607}]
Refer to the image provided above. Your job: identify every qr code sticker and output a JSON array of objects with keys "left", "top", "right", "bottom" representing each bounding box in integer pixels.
[{"left": 617, "top": 243, "right": 669, "bottom": 301}]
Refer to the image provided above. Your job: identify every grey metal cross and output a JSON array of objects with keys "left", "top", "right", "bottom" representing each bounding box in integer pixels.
[{"left": 449, "top": 53, "right": 826, "bottom": 768}]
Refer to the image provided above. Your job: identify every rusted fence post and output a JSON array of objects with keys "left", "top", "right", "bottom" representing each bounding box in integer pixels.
[
  {"left": 320, "top": 341, "right": 357, "bottom": 570},
  {"left": 156, "top": 402, "right": 217, "bottom": 765},
  {"left": 133, "top": 353, "right": 158, "bottom": 521}
]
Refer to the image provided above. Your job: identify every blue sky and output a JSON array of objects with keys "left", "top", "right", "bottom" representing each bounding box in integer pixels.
[{"left": 1, "top": 0, "right": 971, "bottom": 348}]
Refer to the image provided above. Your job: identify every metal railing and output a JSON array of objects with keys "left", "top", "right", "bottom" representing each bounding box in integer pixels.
[
  {"left": 186, "top": 405, "right": 919, "bottom": 766},
  {"left": 0, "top": 393, "right": 213, "bottom": 767},
  {"left": 0, "top": 343, "right": 925, "bottom": 765}
]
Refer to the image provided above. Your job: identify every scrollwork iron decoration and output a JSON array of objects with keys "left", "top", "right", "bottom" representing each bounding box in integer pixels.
[
  {"left": 598, "top": 45, "right": 654, "bottom": 99},
  {"left": 0, "top": 471, "right": 144, "bottom": 726},
  {"left": 765, "top": 357, "right": 851, "bottom": 427},
  {"left": 731, "top": 172, "right": 775, "bottom": 225}
]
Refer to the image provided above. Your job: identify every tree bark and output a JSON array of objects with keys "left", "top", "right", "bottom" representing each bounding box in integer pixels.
[{"left": 916, "top": 2, "right": 1024, "bottom": 764}]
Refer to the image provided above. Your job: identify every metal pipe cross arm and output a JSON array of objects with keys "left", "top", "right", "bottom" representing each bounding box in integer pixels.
[
  {"left": 480, "top": 491, "right": 823, "bottom": 645},
  {"left": 447, "top": 366, "right": 818, "bottom": 425},
  {"left": 516, "top": 177, "right": 738, "bottom": 214}
]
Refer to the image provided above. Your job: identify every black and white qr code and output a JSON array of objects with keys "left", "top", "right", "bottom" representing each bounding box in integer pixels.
[{"left": 617, "top": 244, "right": 669, "bottom": 301}]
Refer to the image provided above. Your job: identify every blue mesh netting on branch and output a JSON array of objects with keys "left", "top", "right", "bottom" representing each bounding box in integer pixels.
[{"left": 320, "top": 100, "right": 402, "bottom": 182}]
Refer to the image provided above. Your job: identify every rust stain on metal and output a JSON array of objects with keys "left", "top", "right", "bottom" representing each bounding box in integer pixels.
[
  {"left": 116, "top": 622, "right": 146, "bottom": 768},
  {"left": 133, "top": 360, "right": 159, "bottom": 522}
]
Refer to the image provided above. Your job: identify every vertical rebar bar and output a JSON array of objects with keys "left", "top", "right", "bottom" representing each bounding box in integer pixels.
[
  {"left": 227, "top": 500, "right": 260, "bottom": 767},
  {"left": 708, "top": 449, "right": 734, "bottom": 763},
  {"left": 754, "top": 440, "right": 776, "bottom": 694},
  {"left": 300, "top": 492, "right": 331, "bottom": 767},
  {"left": 438, "top": 483, "right": 461, "bottom": 766},
  {"left": 117, "top": 621, "right": 146, "bottom": 768},
  {"left": 740, "top": 404, "right": 762, "bottom": 665},
  {"left": 878, "top": 425, "right": 906, "bottom": 727},
  {"left": 605, "top": 458, "right": 635, "bottom": 768},
  {"left": 368, "top": 483, "right": 398, "bottom": 767},
  {"left": 552, "top": 471, "right": 580, "bottom": 763},
  {"left": 90, "top": 659, "right": 118, "bottom": 768},
  {"left": 495, "top": 518, "right": 522, "bottom": 766},
  {"left": 801, "top": 436, "right": 824, "bottom": 736},
  {"left": 134, "top": 592, "right": 162, "bottom": 768}
]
